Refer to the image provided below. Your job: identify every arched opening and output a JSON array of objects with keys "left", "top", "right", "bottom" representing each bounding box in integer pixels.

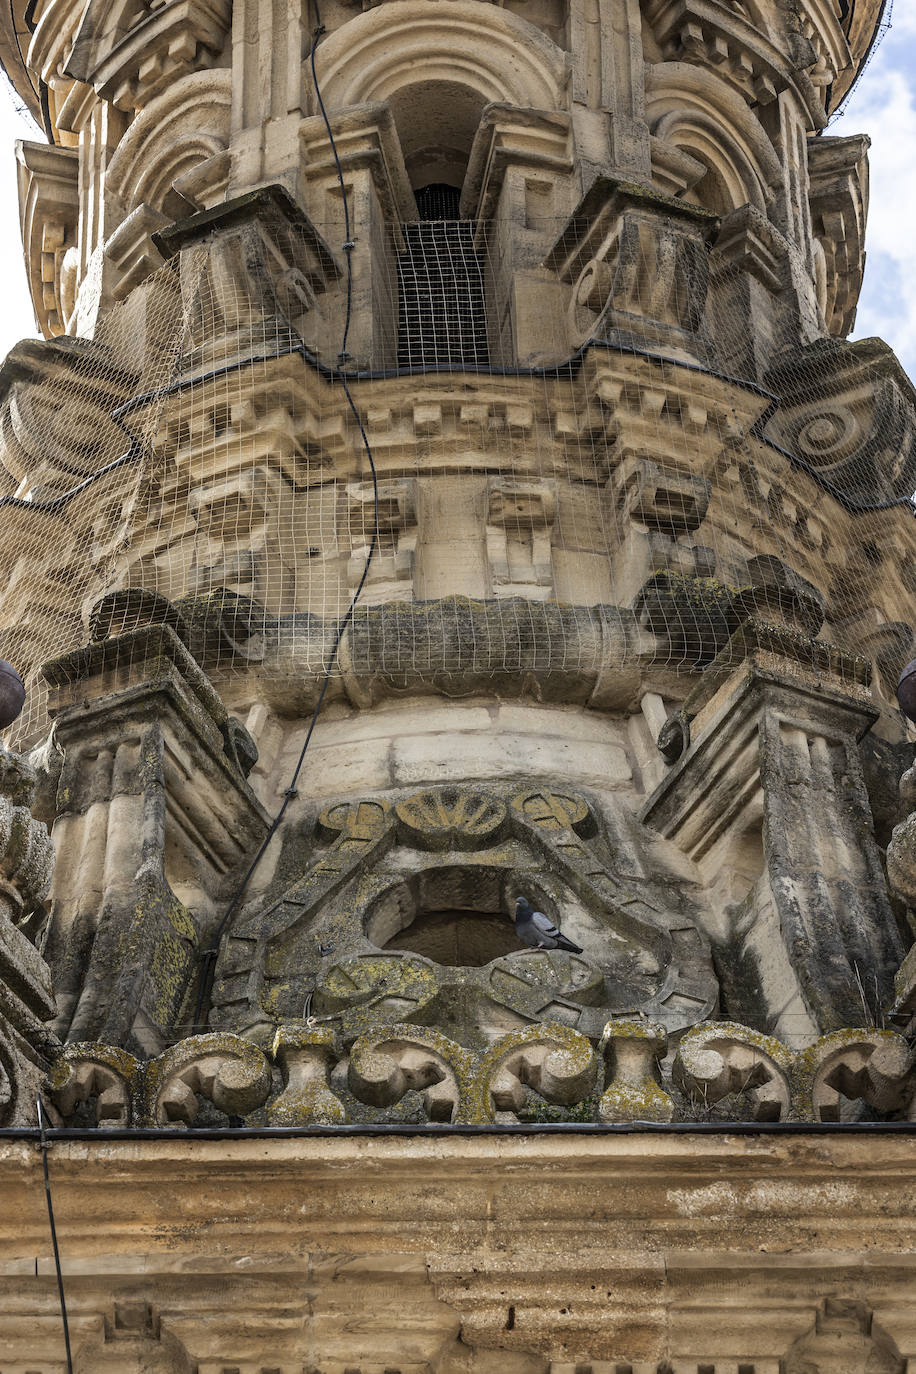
[
  {"left": 385, "top": 909, "right": 519, "bottom": 965},
  {"left": 388, "top": 80, "right": 488, "bottom": 194},
  {"left": 365, "top": 866, "right": 535, "bottom": 967},
  {"left": 393, "top": 85, "right": 490, "bottom": 367},
  {"left": 646, "top": 64, "right": 781, "bottom": 217}
]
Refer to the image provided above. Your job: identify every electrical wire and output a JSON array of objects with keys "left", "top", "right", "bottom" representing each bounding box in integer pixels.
[
  {"left": 6, "top": 1118, "right": 916, "bottom": 1139},
  {"left": 36, "top": 1096, "right": 73, "bottom": 1374},
  {"left": 189, "top": 3, "right": 380, "bottom": 1032}
]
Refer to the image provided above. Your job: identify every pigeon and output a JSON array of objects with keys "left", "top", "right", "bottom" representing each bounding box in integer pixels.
[{"left": 513, "top": 897, "right": 583, "bottom": 954}]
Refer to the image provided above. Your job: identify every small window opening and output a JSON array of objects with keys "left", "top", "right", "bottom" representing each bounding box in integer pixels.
[{"left": 366, "top": 865, "right": 532, "bottom": 967}]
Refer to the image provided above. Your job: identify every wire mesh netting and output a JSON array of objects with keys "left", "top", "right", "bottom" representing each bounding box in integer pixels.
[{"left": 1, "top": 201, "right": 915, "bottom": 748}]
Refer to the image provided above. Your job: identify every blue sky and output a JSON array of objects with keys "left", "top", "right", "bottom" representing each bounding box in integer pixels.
[
  {"left": 830, "top": 4, "right": 916, "bottom": 378},
  {"left": 0, "top": 14, "right": 914, "bottom": 372}
]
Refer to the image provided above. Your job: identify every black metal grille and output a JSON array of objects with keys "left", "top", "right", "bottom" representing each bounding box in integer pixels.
[{"left": 414, "top": 183, "right": 462, "bottom": 221}]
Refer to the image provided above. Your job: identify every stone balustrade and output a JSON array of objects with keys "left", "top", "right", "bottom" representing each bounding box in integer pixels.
[{"left": 49, "top": 1018, "right": 916, "bottom": 1128}]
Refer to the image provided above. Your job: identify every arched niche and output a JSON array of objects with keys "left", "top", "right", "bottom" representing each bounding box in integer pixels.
[
  {"left": 313, "top": 0, "right": 568, "bottom": 191},
  {"left": 389, "top": 82, "right": 489, "bottom": 190},
  {"left": 105, "top": 67, "right": 231, "bottom": 219},
  {"left": 646, "top": 61, "right": 781, "bottom": 215}
]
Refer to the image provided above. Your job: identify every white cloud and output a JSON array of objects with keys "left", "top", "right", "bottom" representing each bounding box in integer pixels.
[
  {"left": 831, "top": 28, "right": 916, "bottom": 378},
  {"left": 887, "top": 8, "right": 916, "bottom": 38}
]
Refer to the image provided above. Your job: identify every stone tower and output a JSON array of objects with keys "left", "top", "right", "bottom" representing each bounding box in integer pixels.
[{"left": 0, "top": 0, "right": 915, "bottom": 1367}]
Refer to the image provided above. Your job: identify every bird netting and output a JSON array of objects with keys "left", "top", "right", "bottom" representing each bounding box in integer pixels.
[{"left": 0, "top": 195, "right": 914, "bottom": 750}]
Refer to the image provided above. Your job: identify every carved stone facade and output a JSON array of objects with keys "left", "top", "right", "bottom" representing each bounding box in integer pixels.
[{"left": 0, "top": 0, "right": 915, "bottom": 1368}]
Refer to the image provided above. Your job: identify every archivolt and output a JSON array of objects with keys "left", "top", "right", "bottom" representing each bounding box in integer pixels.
[
  {"left": 313, "top": 0, "right": 568, "bottom": 115},
  {"left": 646, "top": 61, "right": 782, "bottom": 213},
  {"left": 105, "top": 68, "right": 231, "bottom": 216}
]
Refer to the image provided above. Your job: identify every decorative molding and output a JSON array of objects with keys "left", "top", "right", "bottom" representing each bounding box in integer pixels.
[{"left": 50, "top": 1017, "right": 916, "bottom": 1127}]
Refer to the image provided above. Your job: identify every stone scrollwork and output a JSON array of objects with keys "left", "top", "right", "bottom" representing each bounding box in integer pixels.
[
  {"left": 141, "top": 1033, "right": 272, "bottom": 1128},
  {"left": 316, "top": 954, "right": 440, "bottom": 1030},
  {"left": 470, "top": 1024, "right": 599, "bottom": 1123},
  {"left": 792, "top": 1029, "right": 916, "bottom": 1124},
  {"left": 569, "top": 258, "right": 613, "bottom": 345},
  {"left": 673, "top": 1020, "right": 793, "bottom": 1121},
  {"left": 50, "top": 1042, "right": 140, "bottom": 1128},
  {"left": 348, "top": 1025, "right": 473, "bottom": 1122},
  {"left": 764, "top": 337, "right": 916, "bottom": 509},
  {"left": 45, "top": 1020, "right": 916, "bottom": 1127},
  {"left": 549, "top": 176, "right": 719, "bottom": 361},
  {"left": 317, "top": 796, "right": 393, "bottom": 841},
  {"left": 509, "top": 787, "right": 593, "bottom": 837}
]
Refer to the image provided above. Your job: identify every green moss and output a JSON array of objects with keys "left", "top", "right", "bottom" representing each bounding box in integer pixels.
[
  {"left": 517, "top": 1092, "right": 599, "bottom": 1123},
  {"left": 599, "top": 1078, "right": 674, "bottom": 1123}
]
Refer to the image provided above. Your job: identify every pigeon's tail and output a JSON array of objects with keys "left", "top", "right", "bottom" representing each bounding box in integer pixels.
[{"left": 555, "top": 933, "right": 583, "bottom": 954}]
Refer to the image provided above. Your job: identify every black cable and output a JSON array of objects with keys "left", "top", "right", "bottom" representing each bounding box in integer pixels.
[
  {"left": 190, "top": 5, "right": 380, "bottom": 1032},
  {"left": 36, "top": 1096, "right": 73, "bottom": 1374},
  {"left": 5, "top": 1118, "right": 916, "bottom": 1139}
]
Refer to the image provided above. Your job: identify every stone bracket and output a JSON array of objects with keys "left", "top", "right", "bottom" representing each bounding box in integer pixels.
[{"left": 546, "top": 176, "right": 720, "bottom": 361}]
